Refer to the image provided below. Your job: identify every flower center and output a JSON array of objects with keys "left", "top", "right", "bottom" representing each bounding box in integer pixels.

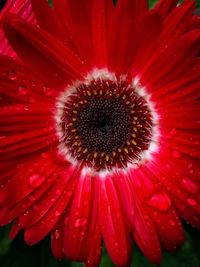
[
  {"left": 56, "top": 74, "right": 154, "bottom": 171},
  {"left": 75, "top": 95, "right": 131, "bottom": 154}
]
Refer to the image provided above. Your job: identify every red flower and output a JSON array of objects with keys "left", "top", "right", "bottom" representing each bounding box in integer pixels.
[{"left": 0, "top": 0, "right": 200, "bottom": 266}]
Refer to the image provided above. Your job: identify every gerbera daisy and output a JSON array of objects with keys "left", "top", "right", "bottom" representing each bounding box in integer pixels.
[{"left": 0, "top": 0, "right": 200, "bottom": 266}]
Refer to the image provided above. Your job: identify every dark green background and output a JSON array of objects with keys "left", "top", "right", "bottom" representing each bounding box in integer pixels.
[{"left": 0, "top": 0, "right": 200, "bottom": 266}]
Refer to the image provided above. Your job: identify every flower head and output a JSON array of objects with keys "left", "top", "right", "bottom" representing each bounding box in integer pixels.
[{"left": 0, "top": 0, "right": 200, "bottom": 266}]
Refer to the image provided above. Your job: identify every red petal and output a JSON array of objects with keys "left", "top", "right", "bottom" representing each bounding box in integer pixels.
[
  {"left": 9, "top": 219, "right": 21, "bottom": 239},
  {"left": 158, "top": 1, "right": 196, "bottom": 45},
  {"left": 149, "top": 150, "right": 200, "bottom": 217},
  {"left": 107, "top": 0, "right": 148, "bottom": 72},
  {"left": 3, "top": 15, "right": 86, "bottom": 87},
  {"left": 141, "top": 31, "right": 200, "bottom": 88},
  {"left": 0, "top": 153, "right": 57, "bottom": 206},
  {"left": 130, "top": 10, "right": 163, "bottom": 75},
  {"left": 0, "top": 127, "right": 56, "bottom": 160},
  {"left": 112, "top": 172, "right": 135, "bottom": 230},
  {"left": 0, "top": 164, "right": 61, "bottom": 225},
  {"left": 0, "top": 103, "right": 53, "bottom": 133},
  {"left": 24, "top": 166, "right": 79, "bottom": 245},
  {"left": 91, "top": 0, "right": 107, "bottom": 67},
  {"left": 31, "top": 0, "right": 72, "bottom": 46},
  {"left": 64, "top": 173, "right": 95, "bottom": 261},
  {"left": 128, "top": 168, "right": 162, "bottom": 263},
  {"left": 173, "top": 197, "right": 200, "bottom": 229},
  {"left": 99, "top": 175, "right": 132, "bottom": 266},
  {"left": 19, "top": 167, "right": 74, "bottom": 228},
  {"left": 154, "top": 0, "right": 179, "bottom": 18},
  {"left": 85, "top": 224, "right": 102, "bottom": 267},
  {"left": 0, "top": 55, "right": 61, "bottom": 103},
  {"left": 151, "top": 60, "right": 200, "bottom": 101},
  {"left": 53, "top": 0, "right": 93, "bottom": 67},
  {"left": 0, "top": 0, "right": 35, "bottom": 56},
  {"left": 51, "top": 215, "right": 65, "bottom": 260},
  {"left": 141, "top": 168, "right": 186, "bottom": 252}
]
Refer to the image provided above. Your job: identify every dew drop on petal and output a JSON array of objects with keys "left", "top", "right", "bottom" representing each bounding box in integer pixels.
[
  {"left": 29, "top": 196, "right": 36, "bottom": 202},
  {"left": 74, "top": 218, "right": 87, "bottom": 227},
  {"left": 187, "top": 163, "right": 193, "bottom": 169},
  {"left": 29, "top": 174, "right": 45, "bottom": 188},
  {"left": 8, "top": 70, "right": 17, "bottom": 81},
  {"left": 43, "top": 86, "right": 54, "bottom": 96},
  {"left": 169, "top": 220, "right": 176, "bottom": 226},
  {"left": 18, "top": 85, "right": 29, "bottom": 95},
  {"left": 181, "top": 178, "right": 199, "bottom": 195},
  {"left": 167, "top": 128, "right": 177, "bottom": 138},
  {"left": 146, "top": 192, "right": 171, "bottom": 212},
  {"left": 187, "top": 198, "right": 197, "bottom": 207},
  {"left": 54, "top": 229, "right": 60, "bottom": 240},
  {"left": 114, "top": 242, "right": 119, "bottom": 247},
  {"left": 24, "top": 105, "right": 30, "bottom": 111},
  {"left": 55, "top": 211, "right": 61, "bottom": 217},
  {"left": 31, "top": 81, "right": 36, "bottom": 87},
  {"left": 172, "top": 150, "right": 181, "bottom": 158},
  {"left": 86, "top": 260, "right": 91, "bottom": 265}
]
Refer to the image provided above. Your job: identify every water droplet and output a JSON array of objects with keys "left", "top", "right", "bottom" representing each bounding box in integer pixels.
[
  {"left": 54, "top": 229, "right": 60, "bottom": 240},
  {"left": 181, "top": 178, "right": 199, "bottom": 194},
  {"left": 114, "top": 242, "right": 119, "bottom": 247},
  {"left": 187, "top": 198, "right": 197, "bottom": 207},
  {"left": 167, "top": 128, "right": 176, "bottom": 138},
  {"left": 169, "top": 220, "right": 176, "bottom": 226},
  {"left": 29, "top": 196, "right": 35, "bottom": 202},
  {"left": 29, "top": 174, "right": 45, "bottom": 188},
  {"left": 31, "top": 81, "right": 36, "bottom": 87},
  {"left": 80, "top": 231, "right": 84, "bottom": 237},
  {"left": 146, "top": 192, "right": 171, "bottom": 212},
  {"left": 86, "top": 260, "right": 91, "bottom": 265},
  {"left": 55, "top": 211, "right": 61, "bottom": 216},
  {"left": 24, "top": 105, "right": 30, "bottom": 111},
  {"left": 74, "top": 218, "right": 87, "bottom": 227},
  {"left": 43, "top": 86, "right": 54, "bottom": 96},
  {"left": 8, "top": 70, "right": 17, "bottom": 81},
  {"left": 172, "top": 150, "right": 181, "bottom": 158},
  {"left": 18, "top": 85, "right": 28, "bottom": 95}
]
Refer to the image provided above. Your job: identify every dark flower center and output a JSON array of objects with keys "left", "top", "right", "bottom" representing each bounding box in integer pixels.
[
  {"left": 60, "top": 78, "right": 153, "bottom": 170},
  {"left": 75, "top": 97, "right": 131, "bottom": 154}
]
